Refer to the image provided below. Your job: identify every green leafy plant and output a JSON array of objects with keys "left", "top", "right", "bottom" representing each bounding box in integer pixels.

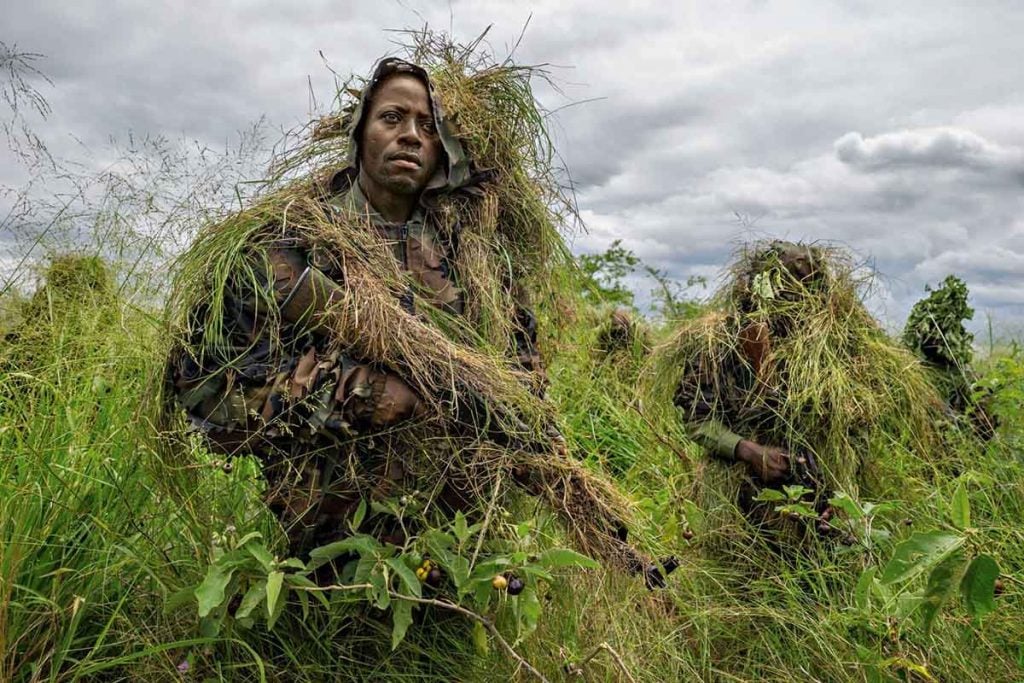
[
  {"left": 165, "top": 529, "right": 320, "bottom": 638},
  {"left": 903, "top": 275, "right": 974, "bottom": 370},
  {"left": 170, "top": 504, "right": 599, "bottom": 654},
  {"left": 854, "top": 481, "right": 1000, "bottom": 634}
]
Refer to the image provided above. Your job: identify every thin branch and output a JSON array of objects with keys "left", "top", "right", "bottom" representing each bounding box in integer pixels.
[
  {"left": 576, "top": 642, "right": 637, "bottom": 683},
  {"left": 470, "top": 474, "right": 502, "bottom": 569}
]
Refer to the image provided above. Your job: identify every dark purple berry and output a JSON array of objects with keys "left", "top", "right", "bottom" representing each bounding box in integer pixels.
[
  {"left": 507, "top": 576, "right": 525, "bottom": 596},
  {"left": 426, "top": 567, "right": 443, "bottom": 588}
]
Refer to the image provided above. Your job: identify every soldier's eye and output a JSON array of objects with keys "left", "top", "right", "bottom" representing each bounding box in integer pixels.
[
  {"left": 381, "top": 111, "right": 402, "bottom": 124},
  {"left": 421, "top": 119, "right": 437, "bottom": 135}
]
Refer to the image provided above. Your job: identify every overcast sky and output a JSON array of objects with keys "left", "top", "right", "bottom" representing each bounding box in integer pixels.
[{"left": 3, "top": 0, "right": 1023, "bottom": 333}]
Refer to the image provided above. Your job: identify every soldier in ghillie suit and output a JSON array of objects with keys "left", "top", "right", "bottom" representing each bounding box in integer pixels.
[
  {"left": 650, "top": 241, "right": 943, "bottom": 551},
  {"left": 165, "top": 52, "right": 664, "bottom": 585},
  {"left": 903, "top": 275, "right": 997, "bottom": 439}
]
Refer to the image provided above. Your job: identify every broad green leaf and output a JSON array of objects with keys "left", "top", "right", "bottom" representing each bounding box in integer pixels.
[
  {"left": 350, "top": 498, "right": 368, "bottom": 532},
  {"left": 212, "top": 547, "right": 257, "bottom": 571},
  {"left": 386, "top": 557, "right": 422, "bottom": 598},
  {"left": 369, "top": 569, "right": 390, "bottom": 610},
  {"left": 829, "top": 492, "right": 864, "bottom": 520},
  {"left": 855, "top": 567, "right": 877, "bottom": 611},
  {"left": 753, "top": 488, "right": 787, "bottom": 503},
  {"left": 296, "top": 586, "right": 310, "bottom": 620},
  {"left": 391, "top": 599, "right": 413, "bottom": 650},
  {"left": 895, "top": 591, "right": 924, "bottom": 620},
  {"left": 453, "top": 511, "right": 470, "bottom": 545},
  {"left": 244, "top": 542, "right": 274, "bottom": 571},
  {"left": 266, "top": 581, "right": 287, "bottom": 631},
  {"left": 422, "top": 529, "right": 454, "bottom": 552},
  {"left": 950, "top": 482, "right": 970, "bottom": 530},
  {"left": 960, "top": 554, "right": 999, "bottom": 620},
  {"left": 265, "top": 571, "right": 284, "bottom": 621},
  {"left": 370, "top": 499, "right": 397, "bottom": 516},
  {"left": 519, "top": 564, "right": 554, "bottom": 583},
  {"left": 469, "top": 557, "right": 512, "bottom": 582},
  {"left": 919, "top": 551, "right": 968, "bottom": 633},
  {"left": 353, "top": 555, "right": 376, "bottom": 584},
  {"left": 880, "top": 532, "right": 964, "bottom": 585},
  {"left": 432, "top": 549, "right": 469, "bottom": 590},
  {"left": 307, "top": 535, "right": 379, "bottom": 569},
  {"left": 866, "top": 501, "right": 897, "bottom": 517},
  {"left": 782, "top": 484, "right": 814, "bottom": 500},
  {"left": 199, "top": 611, "right": 224, "bottom": 638},
  {"left": 869, "top": 528, "right": 892, "bottom": 544},
  {"left": 286, "top": 574, "right": 330, "bottom": 608},
  {"left": 472, "top": 576, "right": 493, "bottom": 610},
  {"left": 235, "top": 531, "right": 263, "bottom": 547},
  {"left": 536, "top": 548, "right": 600, "bottom": 570},
  {"left": 195, "top": 564, "right": 233, "bottom": 618},
  {"left": 277, "top": 557, "right": 306, "bottom": 571},
  {"left": 235, "top": 579, "right": 267, "bottom": 620},
  {"left": 472, "top": 620, "right": 489, "bottom": 655},
  {"left": 516, "top": 585, "right": 541, "bottom": 639},
  {"left": 776, "top": 502, "right": 817, "bottom": 518}
]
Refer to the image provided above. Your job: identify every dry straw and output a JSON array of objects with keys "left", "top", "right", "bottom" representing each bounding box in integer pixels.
[
  {"left": 646, "top": 242, "right": 946, "bottom": 548},
  {"left": 163, "top": 29, "right": 638, "bottom": 566}
]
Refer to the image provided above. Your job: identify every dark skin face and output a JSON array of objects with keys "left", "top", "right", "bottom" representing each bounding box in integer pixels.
[{"left": 357, "top": 74, "right": 441, "bottom": 223}]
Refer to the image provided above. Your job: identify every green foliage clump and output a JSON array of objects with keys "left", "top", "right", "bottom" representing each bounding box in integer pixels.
[{"left": 903, "top": 274, "right": 975, "bottom": 369}]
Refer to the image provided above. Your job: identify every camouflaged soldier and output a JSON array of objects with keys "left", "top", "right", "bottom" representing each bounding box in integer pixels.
[
  {"left": 673, "top": 242, "right": 820, "bottom": 516},
  {"left": 168, "top": 58, "right": 545, "bottom": 554},
  {"left": 671, "top": 242, "right": 823, "bottom": 489}
]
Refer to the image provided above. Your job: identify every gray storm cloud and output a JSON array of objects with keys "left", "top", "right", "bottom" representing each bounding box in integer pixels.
[{"left": 2, "top": 0, "right": 1024, "bottom": 336}]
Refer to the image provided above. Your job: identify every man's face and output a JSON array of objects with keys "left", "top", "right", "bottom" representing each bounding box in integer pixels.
[{"left": 358, "top": 74, "right": 441, "bottom": 199}]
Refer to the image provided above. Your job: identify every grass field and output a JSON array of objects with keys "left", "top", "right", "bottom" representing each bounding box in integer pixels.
[{"left": 0, "top": 245, "right": 1021, "bottom": 682}]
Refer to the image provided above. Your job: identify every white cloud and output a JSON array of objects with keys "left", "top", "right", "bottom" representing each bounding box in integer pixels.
[{"left": 835, "top": 128, "right": 1024, "bottom": 175}]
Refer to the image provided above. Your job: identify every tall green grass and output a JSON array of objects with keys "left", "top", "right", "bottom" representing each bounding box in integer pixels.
[{"left": 0, "top": 252, "right": 1022, "bottom": 680}]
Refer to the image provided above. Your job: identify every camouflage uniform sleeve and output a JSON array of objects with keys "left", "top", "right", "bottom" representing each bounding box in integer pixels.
[
  {"left": 673, "top": 350, "right": 744, "bottom": 461},
  {"left": 266, "top": 245, "right": 425, "bottom": 430},
  {"left": 510, "top": 285, "right": 547, "bottom": 395}
]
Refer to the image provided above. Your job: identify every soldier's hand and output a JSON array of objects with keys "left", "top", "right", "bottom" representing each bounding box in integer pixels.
[{"left": 735, "top": 440, "right": 790, "bottom": 483}]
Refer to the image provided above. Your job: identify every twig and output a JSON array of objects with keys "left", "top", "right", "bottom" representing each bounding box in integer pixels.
[
  {"left": 470, "top": 474, "right": 501, "bottom": 569},
  {"left": 576, "top": 642, "right": 637, "bottom": 683},
  {"left": 299, "top": 582, "right": 550, "bottom": 683}
]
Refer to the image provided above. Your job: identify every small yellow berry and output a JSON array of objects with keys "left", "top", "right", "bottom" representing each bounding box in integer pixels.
[{"left": 491, "top": 575, "right": 508, "bottom": 590}]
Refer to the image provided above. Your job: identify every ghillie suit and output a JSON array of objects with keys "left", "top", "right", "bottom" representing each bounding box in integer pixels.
[
  {"left": 648, "top": 242, "right": 943, "bottom": 553},
  {"left": 164, "top": 42, "right": 652, "bottom": 577},
  {"left": 2, "top": 254, "right": 117, "bottom": 371},
  {"left": 595, "top": 306, "right": 651, "bottom": 359},
  {"left": 903, "top": 275, "right": 996, "bottom": 439}
]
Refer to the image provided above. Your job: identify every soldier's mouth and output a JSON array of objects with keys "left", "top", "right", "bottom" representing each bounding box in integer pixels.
[{"left": 388, "top": 153, "right": 421, "bottom": 169}]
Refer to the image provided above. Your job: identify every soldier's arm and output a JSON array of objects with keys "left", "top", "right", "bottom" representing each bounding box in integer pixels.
[
  {"left": 673, "top": 354, "right": 745, "bottom": 461},
  {"left": 266, "top": 245, "right": 425, "bottom": 429},
  {"left": 673, "top": 352, "right": 790, "bottom": 481}
]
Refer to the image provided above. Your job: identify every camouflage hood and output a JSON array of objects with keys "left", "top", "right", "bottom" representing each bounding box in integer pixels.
[{"left": 341, "top": 57, "right": 472, "bottom": 195}]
